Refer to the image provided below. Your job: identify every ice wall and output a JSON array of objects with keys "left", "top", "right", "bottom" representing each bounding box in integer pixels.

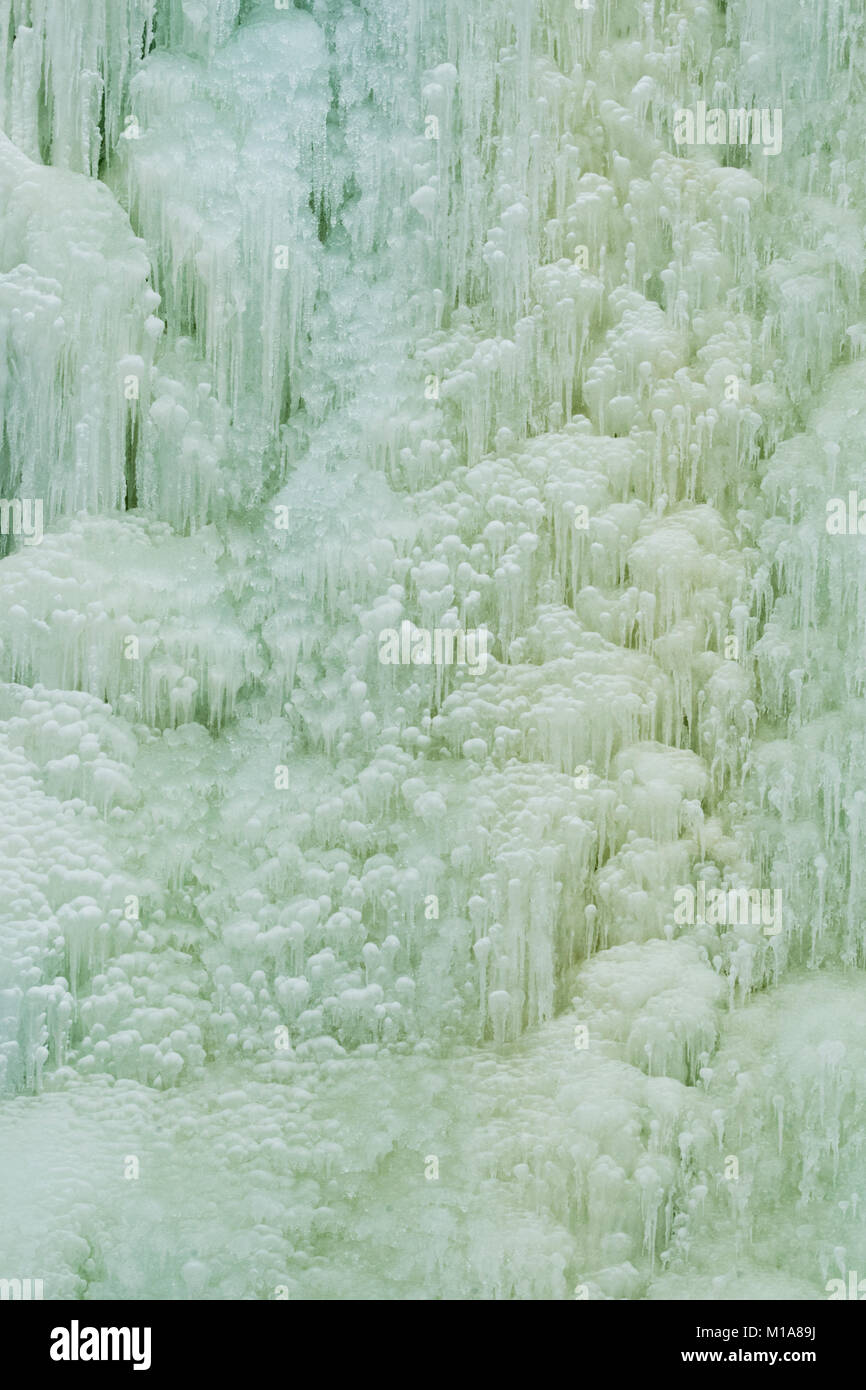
[
  {"left": 0, "top": 131, "right": 159, "bottom": 521},
  {"left": 1, "top": 0, "right": 866, "bottom": 1300},
  {"left": 0, "top": 0, "right": 155, "bottom": 174}
]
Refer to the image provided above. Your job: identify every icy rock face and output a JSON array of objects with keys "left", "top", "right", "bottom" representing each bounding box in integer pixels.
[
  {"left": 0, "top": 0, "right": 155, "bottom": 174},
  {"left": 0, "top": 516, "right": 254, "bottom": 725},
  {"left": 0, "top": 132, "right": 160, "bottom": 521},
  {"left": 2, "top": 0, "right": 866, "bottom": 1300},
  {"left": 115, "top": 7, "right": 332, "bottom": 440}
]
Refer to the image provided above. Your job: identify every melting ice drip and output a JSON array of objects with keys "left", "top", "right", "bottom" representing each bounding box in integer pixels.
[{"left": 0, "top": 0, "right": 866, "bottom": 1301}]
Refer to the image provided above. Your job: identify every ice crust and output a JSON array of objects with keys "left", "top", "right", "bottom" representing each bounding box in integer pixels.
[{"left": 1, "top": 0, "right": 866, "bottom": 1299}]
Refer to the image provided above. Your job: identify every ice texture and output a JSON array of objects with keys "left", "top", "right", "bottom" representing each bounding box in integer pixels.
[{"left": 1, "top": 0, "right": 866, "bottom": 1300}]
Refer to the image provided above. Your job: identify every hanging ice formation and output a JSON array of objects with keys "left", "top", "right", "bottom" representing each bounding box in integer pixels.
[{"left": 1, "top": 0, "right": 866, "bottom": 1300}]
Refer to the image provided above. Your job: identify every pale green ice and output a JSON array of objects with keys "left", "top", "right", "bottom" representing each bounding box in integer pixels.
[{"left": 1, "top": 0, "right": 866, "bottom": 1300}]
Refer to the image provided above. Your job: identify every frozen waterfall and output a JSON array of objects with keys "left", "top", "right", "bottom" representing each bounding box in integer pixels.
[{"left": 1, "top": 0, "right": 866, "bottom": 1305}]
